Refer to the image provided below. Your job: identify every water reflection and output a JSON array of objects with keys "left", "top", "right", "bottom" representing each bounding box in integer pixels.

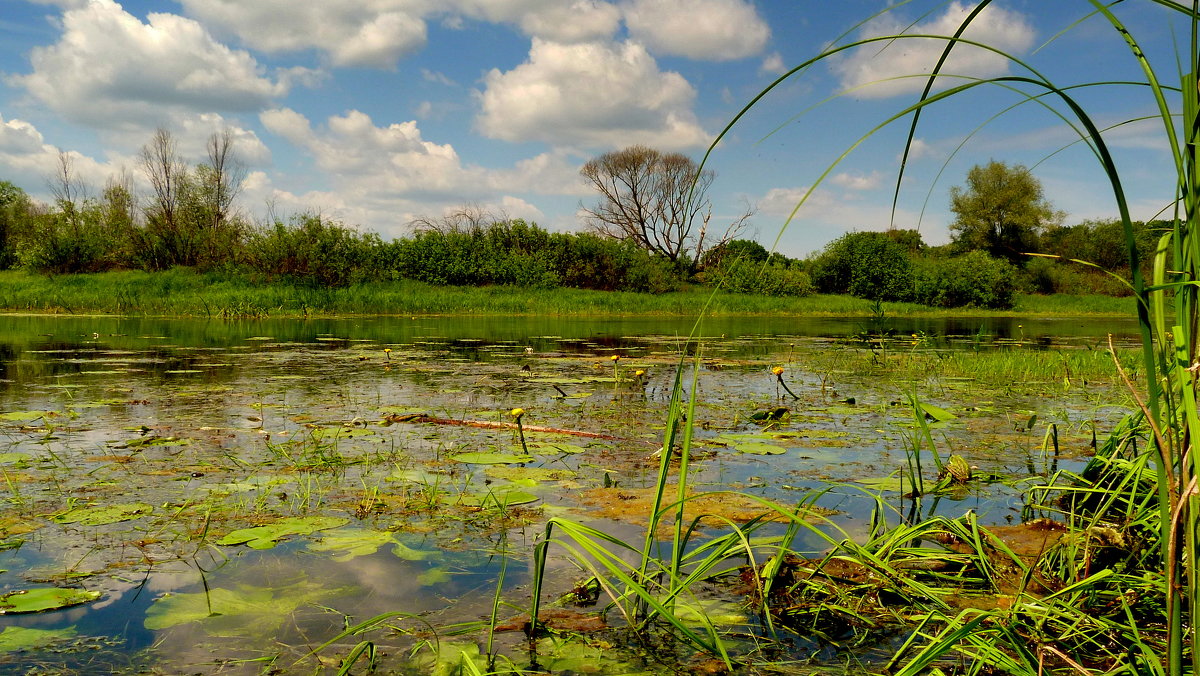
[{"left": 0, "top": 314, "right": 1139, "bottom": 673}]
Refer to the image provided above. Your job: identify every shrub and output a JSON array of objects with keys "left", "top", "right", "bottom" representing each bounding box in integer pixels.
[
  {"left": 701, "top": 257, "right": 813, "bottom": 296},
  {"left": 246, "top": 214, "right": 381, "bottom": 287},
  {"left": 911, "top": 251, "right": 1016, "bottom": 308},
  {"left": 808, "top": 231, "right": 913, "bottom": 301}
]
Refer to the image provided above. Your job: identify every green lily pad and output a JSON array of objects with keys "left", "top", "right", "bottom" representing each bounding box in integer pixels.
[
  {"left": 145, "top": 580, "right": 351, "bottom": 637},
  {"left": 0, "top": 626, "right": 78, "bottom": 651},
  {"left": 0, "top": 587, "right": 100, "bottom": 614},
  {"left": 458, "top": 490, "right": 539, "bottom": 508},
  {"left": 0, "top": 453, "right": 29, "bottom": 465},
  {"left": 52, "top": 502, "right": 153, "bottom": 526},
  {"left": 450, "top": 452, "right": 534, "bottom": 465},
  {"left": 672, "top": 598, "right": 748, "bottom": 626},
  {"left": 310, "top": 426, "right": 376, "bottom": 439},
  {"left": 731, "top": 442, "right": 788, "bottom": 455},
  {"left": 485, "top": 466, "right": 576, "bottom": 482},
  {"left": 217, "top": 516, "right": 349, "bottom": 549},
  {"left": 524, "top": 441, "right": 589, "bottom": 455},
  {"left": 308, "top": 529, "right": 433, "bottom": 563},
  {"left": 854, "top": 477, "right": 908, "bottom": 492},
  {"left": 0, "top": 411, "right": 54, "bottom": 422}
]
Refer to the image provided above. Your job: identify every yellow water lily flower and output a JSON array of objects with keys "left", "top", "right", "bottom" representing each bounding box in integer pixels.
[
  {"left": 510, "top": 408, "right": 525, "bottom": 417},
  {"left": 772, "top": 366, "right": 785, "bottom": 376}
]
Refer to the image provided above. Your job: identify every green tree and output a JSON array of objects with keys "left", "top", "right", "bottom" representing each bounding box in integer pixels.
[
  {"left": 949, "top": 160, "right": 1061, "bottom": 265},
  {"left": 808, "top": 231, "right": 912, "bottom": 301},
  {"left": 0, "top": 181, "right": 32, "bottom": 269}
]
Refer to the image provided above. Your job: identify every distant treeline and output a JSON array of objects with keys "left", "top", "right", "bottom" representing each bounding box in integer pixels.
[
  {"left": 0, "top": 176, "right": 810, "bottom": 296},
  {"left": 0, "top": 174, "right": 1160, "bottom": 310}
]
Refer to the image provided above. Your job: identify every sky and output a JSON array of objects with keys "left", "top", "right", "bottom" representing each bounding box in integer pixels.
[{"left": 0, "top": 0, "right": 1189, "bottom": 258}]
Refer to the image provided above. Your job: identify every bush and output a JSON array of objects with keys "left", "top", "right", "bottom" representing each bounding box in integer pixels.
[
  {"left": 911, "top": 251, "right": 1016, "bottom": 308},
  {"left": 808, "top": 231, "right": 913, "bottom": 301},
  {"left": 246, "top": 214, "right": 382, "bottom": 287},
  {"left": 701, "top": 257, "right": 813, "bottom": 296},
  {"left": 1020, "top": 257, "right": 1134, "bottom": 296}
]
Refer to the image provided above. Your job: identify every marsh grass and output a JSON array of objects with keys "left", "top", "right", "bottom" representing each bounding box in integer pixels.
[
  {"left": 0, "top": 268, "right": 1132, "bottom": 317},
  {"left": 518, "top": 1, "right": 1200, "bottom": 673}
]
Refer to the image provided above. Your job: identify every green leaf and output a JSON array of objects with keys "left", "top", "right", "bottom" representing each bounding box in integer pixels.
[
  {"left": 216, "top": 516, "right": 349, "bottom": 549},
  {"left": 0, "top": 588, "right": 100, "bottom": 614},
  {"left": 853, "top": 477, "right": 907, "bottom": 492},
  {"left": 145, "top": 581, "right": 351, "bottom": 637},
  {"left": 308, "top": 529, "right": 434, "bottom": 563},
  {"left": 52, "top": 502, "right": 153, "bottom": 526},
  {"left": 0, "top": 626, "right": 78, "bottom": 651},
  {"left": 732, "top": 442, "right": 788, "bottom": 455},
  {"left": 0, "top": 411, "right": 54, "bottom": 422},
  {"left": 450, "top": 452, "right": 533, "bottom": 465},
  {"left": 918, "top": 402, "right": 956, "bottom": 422}
]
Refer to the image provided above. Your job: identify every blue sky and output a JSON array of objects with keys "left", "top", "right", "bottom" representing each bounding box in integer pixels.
[{"left": 0, "top": 0, "right": 1187, "bottom": 257}]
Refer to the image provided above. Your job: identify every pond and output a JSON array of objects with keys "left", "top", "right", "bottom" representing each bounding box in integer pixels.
[{"left": 0, "top": 313, "right": 1142, "bottom": 673}]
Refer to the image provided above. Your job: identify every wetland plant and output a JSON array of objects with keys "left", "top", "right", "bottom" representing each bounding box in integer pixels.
[{"left": 521, "top": 1, "right": 1200, "bottom": 673}]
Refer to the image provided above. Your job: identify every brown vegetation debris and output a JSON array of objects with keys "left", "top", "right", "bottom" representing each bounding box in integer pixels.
[{"left": 493, "top": 609, "right": 607, "bottom": 634}]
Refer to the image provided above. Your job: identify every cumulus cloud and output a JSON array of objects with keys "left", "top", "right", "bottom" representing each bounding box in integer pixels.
[
  {"left": 0, "top": 115, "right": 129, "bottom": 198},
  {"left": 178, "top": 0, "right": 619, "bottom": 67},
  {"left": 12, "top": 0, "right": 286, "bottom": 128},
  {"left": 831, "top": 1, "right": 1035, "bottom": 99},
  {"left": 757, "top": 184, "right": 931, "bottom": 248},
  {"left": 476, "top": 39, "right": 709, "bottom": 150},
  {"left": 178, "top": 0, "right": 428, "bottom": 68},
  {"left": 623, "top": 0, "right": 770, "bottom": 61},
  {"left": 257, "top": 108, "right": 587, "bottom": 232},
  {"left": 831, "top": 170, "right": 883, "bottom": 191},
  {"left": 457, "top": 0, "right": 621, "bottom": 42}
]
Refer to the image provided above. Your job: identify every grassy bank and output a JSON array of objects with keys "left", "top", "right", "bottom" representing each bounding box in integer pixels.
[{"left": 0, "top": 268, "right": 1135, "bottom": 317}]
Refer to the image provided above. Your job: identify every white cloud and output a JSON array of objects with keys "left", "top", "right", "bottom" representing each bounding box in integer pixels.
[
  {"left": 257, "top": 108, "right": 587, "bottom": 233},
  {"left": 623, "top": 0, "right": 769, "bottom": 61},
  {"left": 13, "top": 0, "right": 286, "bottom": 128},
  {"left": 457, "top": 0, "right": 621, "bottom": 42},
  {"left": 757, "top": 184, "right": 935, "bottom": 250},
  {"left": 760, "top": 51, "right": 786, "bottom": 75},
  {"left": 177, "top": 1, "right": 428, "bottom": 68},
  {"left": 179, "top": 0, "right": 619, "bottom": 68},
  {"left": 476, "top": 39, "right": 709, "bottom": 150},
  {"left": 831, "top": 170, "right": 883, "bottom": 191},
  {"left": 832, "top": 1, "right": 1035, "bottom": 99},
  {"left": 0, "top": 115, "right": 129, "bottom": 199}
]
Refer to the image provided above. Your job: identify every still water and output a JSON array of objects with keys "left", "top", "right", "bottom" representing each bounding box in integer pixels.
[{"left": 0, "top": 314, "right": 1140, "bottom": 673}]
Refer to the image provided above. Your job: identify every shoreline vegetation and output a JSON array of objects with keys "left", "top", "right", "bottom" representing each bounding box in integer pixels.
[{"left": 0, "top": 268, "right": 1136, "bottom": 318}]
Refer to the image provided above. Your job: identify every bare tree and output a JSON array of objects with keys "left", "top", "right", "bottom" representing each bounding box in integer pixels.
[
  {"left": 200, "top": 128, "right": 246, "bottom": 230},
  {"left": 580, "top": 145, "right": 751, "bottom": 266},
  {"left": 139, "top": 128, "right": 187, "bottom": 236},
  {"left": 408, "top": 204, "right": 508, "bottom": 235},
  {"left": 48, "top": 150, "right": 87, "bottom": 228}
]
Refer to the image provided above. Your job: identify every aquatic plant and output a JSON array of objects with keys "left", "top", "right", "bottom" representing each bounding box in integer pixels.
[{"left": 686, "top": 0, "right": 1198, "bottom": 672}]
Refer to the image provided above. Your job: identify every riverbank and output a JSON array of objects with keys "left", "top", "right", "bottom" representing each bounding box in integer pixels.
[{"left": 0, "top": 268, "right": 1136, "bottom": 317}]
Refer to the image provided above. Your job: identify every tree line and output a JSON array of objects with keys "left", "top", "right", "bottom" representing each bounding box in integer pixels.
[{"left": 0, "top": 131, "right": 1157, "bottom": 308}]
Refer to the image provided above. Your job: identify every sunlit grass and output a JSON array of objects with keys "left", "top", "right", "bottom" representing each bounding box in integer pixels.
[{"left": 0, "top": 268, "right": 1132, "bottom": 317}]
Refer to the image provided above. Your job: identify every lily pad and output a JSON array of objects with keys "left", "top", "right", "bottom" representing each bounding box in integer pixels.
[
  {"left": 145, "top": 580, "right": 351, "bottom": 637},
  {"left": 216, "top": 516, "right": 349, "bottom": 549},
  {"left": 0, "top": 626, "right": 78, "bottom": 651},
  {"left": 310, "top": 426, "right": 376, "bottom": 439},
  {"left": 524, "top": 441, "right": 589, "bottom": 455},
  {"left": 308, "top": 529, "right": 433, "bottom": 563},
  {"left": 0, "top": 453, "right": 29, "bottom": 465},
  {"left": 450, "top": 452, "right": 534, "bottom": 465},
  {"left": 0, "top": 587, "right": 100, "bottom": 614},
  {"left": 731, "top": 442, "right": 788, "bottom": 455},
  {"left": 0, "top": 411, "right": 54, "bottom": 422},
  {"left": 458, "top": 489, "right": 539, "bottom": 508},
  {"left": 52, "top": 502, "right": 153, "bottom": 526},
  {"left": 854, "top": 477, "right": 908, "bottom": 492}
]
